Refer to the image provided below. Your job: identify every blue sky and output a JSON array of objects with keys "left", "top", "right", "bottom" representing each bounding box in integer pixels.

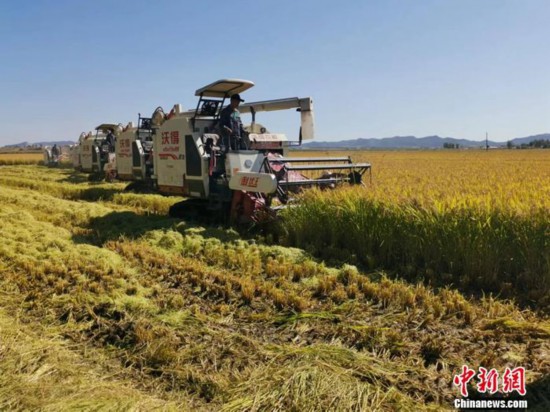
[{"left": 1, "top": 0, "right": 549, "bottom": 145}]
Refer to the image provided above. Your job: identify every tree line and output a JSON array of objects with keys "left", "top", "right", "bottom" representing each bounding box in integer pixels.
[{"left": 507, "top": 139, "right": 550, "bottom": 149}]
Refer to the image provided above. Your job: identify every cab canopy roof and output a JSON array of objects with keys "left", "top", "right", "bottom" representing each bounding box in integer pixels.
[
  {"left": 195, "top": 79, "right": 254, "bottom": 98},
  {"left": 95, "top": 124, "right": 119, "bottom": 132}
]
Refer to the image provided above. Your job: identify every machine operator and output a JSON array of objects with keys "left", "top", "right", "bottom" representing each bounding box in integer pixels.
[
  {"left": 105, "top": 128, "right": 116, "bottom": 153},
  {"left": 51, "top": 144, "right": 60, "bottom": 160},
  {"left": 219, "top": 93, "right": 245, "bottom": 151}
]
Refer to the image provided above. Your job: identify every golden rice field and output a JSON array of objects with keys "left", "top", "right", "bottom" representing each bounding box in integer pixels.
[
  {"left": 286, "top": 150, "right": 550, "bottom": 307},
  {"left": 0, "top": 152, "right": 43, "bottom": 165},
  {"left": 0, "top": 150, "right": 548, "bottom": 411},
  {"left": 299, "top": 149, "right": 550, "bottom": 211}
]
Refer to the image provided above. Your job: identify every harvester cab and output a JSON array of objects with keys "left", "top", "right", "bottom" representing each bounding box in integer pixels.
[
  {"left": 115, "top": 122, "right": 136, "bottom": 180},
  {"left": 152, "top": 79, "right": 371, "bottom": 223},
  {"left": 43, "top": 145, "right": 60, "bottom": 167},
  {"left": 115, "top": 117, "right": 154, "bottom": 183},
  {"left": 79, "top": 131, "right": 96, "bottom": 173},
  {"left": 71, "top": 132, "right": 87, "bottom": 170},
  {"left": 80, "top": 124, "right": 120, "bottom": 174}
]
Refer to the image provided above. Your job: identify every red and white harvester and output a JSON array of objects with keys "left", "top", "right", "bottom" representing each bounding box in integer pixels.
[
  {"left": 77, "top": 124, "right": 120, "bottom": 175},
  {"left": 114, "top": 118, "right": 154, "bottom": 186},
  {"left": 144, "top": 79, "right": 371, "bottom": 223}
]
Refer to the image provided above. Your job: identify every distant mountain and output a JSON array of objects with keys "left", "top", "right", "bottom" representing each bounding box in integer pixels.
[
  {"left": 509, "top": 133, "right": 550, "bottom": 146},
  {"left": 302, "top": 134, "right": 550, "bottom": 149},
  {"left": 2, "top": 140, "right": 75, "bottom": 149},
  {"left": 3, "top": 133, "right": 549, "bottom": 150}
]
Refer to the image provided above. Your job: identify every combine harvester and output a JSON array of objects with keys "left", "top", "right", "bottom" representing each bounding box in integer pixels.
[
  {"left": 43, "top": 145, "right": 61, "bottom": 167},
  {"left": 114, "top": 116, "right": 155, "bottom": 189},
  {"left": 79, "top": 124, "right": 120, "bottom": 178},
  {"left": 148, "top": 79, "right": 371, "bottom": 224},
  {"left": 70, "top": 138, "right": 83, "bottom": 170},
  {"left": 72, "top": 117, "right": 154, "bottom": 185},
  {"left": 44, "top": 144, "right": 71, "bottom": 167}
]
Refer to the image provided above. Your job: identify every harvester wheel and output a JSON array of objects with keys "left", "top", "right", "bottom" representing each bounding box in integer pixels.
[
  {"left": 88, "top": 172, "right": 104, "bottom": 182},
  {"left": 230, "top": 191, "right": 275, "bottom": 227},
  {"left": 169, "top": 201, "right": 197, "bottom": 220},
  {"left": 105, "top": 170, "right": 117, "bottom": 182},
  {"left": 124, "top": 181, "right": 154, "bottom": 193},
  {"left": 168, "top": 199, "right": 211, "bottom": 222}
]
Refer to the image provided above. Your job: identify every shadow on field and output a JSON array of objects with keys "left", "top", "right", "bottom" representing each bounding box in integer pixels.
[
  {"left": 39, "top": 162, "right": 74, "bottom": 169},
  {"left": 73, "top": 210, "right": 242, "bottom": 246},
  {"left": 60, "top": 170, "right": 91, "bottom": 184},
  {"left": 77, "top": 187, "right": 123, "bottom": 201},
  {"left": 525, "top": 373, "right": 550, "bottom": 410},
  {"left": 60, "top": 169, "right": 115, "bottom": 185},
  {"left": 57, "top": 163, "right": 76, "bottom": 169}
]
